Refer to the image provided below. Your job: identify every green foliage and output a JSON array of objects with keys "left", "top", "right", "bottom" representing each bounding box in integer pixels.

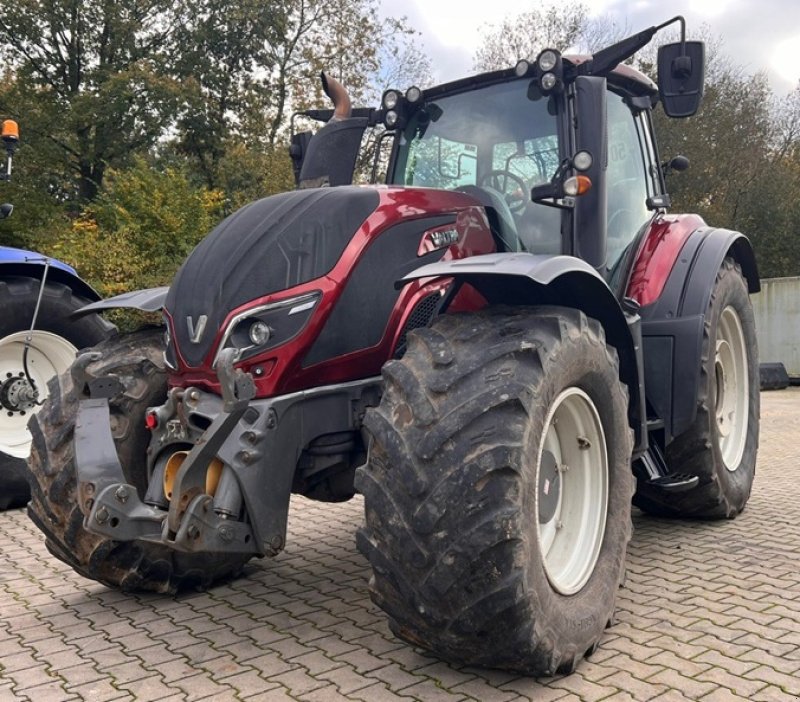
[
  {"left": 48, "top": 159, "right": 224, "bottom": 296},
  {"left": 655, "top": 69, "right": 800, "bottom": 278}
]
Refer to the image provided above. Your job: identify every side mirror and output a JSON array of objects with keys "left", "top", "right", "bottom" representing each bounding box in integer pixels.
[{"left": 658, "top": 41, "right": 705, "bottom": 118}]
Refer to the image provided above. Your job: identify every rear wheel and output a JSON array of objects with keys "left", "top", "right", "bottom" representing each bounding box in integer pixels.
[
  {"left": 27, "top": 328, "right": 252, "bottom": 592},
  {"left": 635, "top": 259, "right": 759, "bottom": 518},
  {"left": 357, "top": 307, "right": 633, "bottom": 674},
  {"left": 0, "top": 277, "right": 111, "bottom": 510}
]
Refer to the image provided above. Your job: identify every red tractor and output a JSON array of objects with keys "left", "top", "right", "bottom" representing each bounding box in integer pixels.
[{"left": 27, "top": 17, "right": 759, "bottom": 675}]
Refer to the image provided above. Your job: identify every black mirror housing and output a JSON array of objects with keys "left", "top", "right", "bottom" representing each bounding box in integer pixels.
[{"left": 658, "top": 41, "right": 705, "bottom": 118}]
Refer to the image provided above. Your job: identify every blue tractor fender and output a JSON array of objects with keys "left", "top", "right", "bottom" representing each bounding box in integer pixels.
[
  {"left": 0, "top": 245, "right": 102, "bottom": 302},
  {"left": 398, "top": 252, "right": 647, "bottom": 454}
]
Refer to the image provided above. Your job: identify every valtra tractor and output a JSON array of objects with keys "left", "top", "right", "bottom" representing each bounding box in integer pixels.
[
  {"left": 27, "top": 17, "right": 759, "bottom": 674},
  {"left": 0, "top": 120, "right": 110, "bottom": 511}
]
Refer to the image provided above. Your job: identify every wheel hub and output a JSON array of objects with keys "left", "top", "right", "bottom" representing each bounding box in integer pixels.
[
  {"left": 0, "top": 373, "right": 38, "bottom": 414},
  {"left": 537, "top": 449, "right": 561, "bottom": 524}
]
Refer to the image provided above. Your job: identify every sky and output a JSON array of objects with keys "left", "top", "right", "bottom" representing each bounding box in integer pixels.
[{"left": 384, "top": 0, "right": 800, "bottom": 95}]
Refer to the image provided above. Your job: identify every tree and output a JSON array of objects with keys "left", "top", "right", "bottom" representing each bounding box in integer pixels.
[
  {"left": 260, "top": 0, "right": 431, "bottom": 148},
  {"left": 473, "top": 5, "right": 592, "bottom": 72},
  {"left": 0, "top": 0, "right": 187, "bottom": 202},
  {"left": 172, "top": 0, "right": 284, "bottom": 187}
]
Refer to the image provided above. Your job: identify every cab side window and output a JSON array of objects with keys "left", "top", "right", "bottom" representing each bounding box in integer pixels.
[{"left": 606, "top": 92, "right": 653, "bottom": 269}]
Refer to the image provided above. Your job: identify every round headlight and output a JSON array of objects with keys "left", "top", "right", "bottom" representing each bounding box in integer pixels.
[
  {"left": 541, "top": 72, "right": 557, "bottom": 91},
  {"left": 573, "top": 150, "right": 593, "bottom": 172},
  {"left": 385, "top": 110, "right": 399, "bottom": 128},
  {"left": 514, "top": 59, "right": 531, "bottom": 77},
  {"left": 538, "top": 50, "right": 558, "bottom": 72},
  {"left": 382, "top": 90, "right": 400, "bottom": 110},
  {"left": 406, "top": 86, "right": 422, "bottom": 104},
  {"left": 248, "top": 321, "right": 271, "bottom": 346}
]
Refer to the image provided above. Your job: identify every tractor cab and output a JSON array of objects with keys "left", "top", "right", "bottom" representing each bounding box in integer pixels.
[{"left": 381, "top": 53, "right": 688, "bottom": 283}]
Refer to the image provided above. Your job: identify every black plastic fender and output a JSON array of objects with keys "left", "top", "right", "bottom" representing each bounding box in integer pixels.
[
  {"left": 72, "top": 286, "right": 169, "bottom": 318},
  {"left": 640, "top": 227, "right": 759, "bottom": 442},
  {"left": 0, "top": 260, "right": 102, "bottom": 303},
  {"left": 399, "top": 252, "right": 646, "bottom": 452}
]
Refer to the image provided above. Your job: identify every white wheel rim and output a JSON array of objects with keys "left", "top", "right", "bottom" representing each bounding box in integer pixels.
[
  {"left": 536, "top": 387, "right": 608, "bottom": 595},
  {"left": 0, "top": 331, "right": 77, "bottom": 457},
  {"left": 715, "top": 306, "right": 749, "bottom": 470}
]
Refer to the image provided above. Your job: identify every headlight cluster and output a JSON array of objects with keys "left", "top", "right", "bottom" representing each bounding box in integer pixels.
[
  {"left": 515, "top": 49, "right": 564, "bottom": 96},
  {"left": 214, "top": 291, "right": 321, "bottom": 365},
  {"left": 381, "top": 85, "right": 424, "bottom": 130}
]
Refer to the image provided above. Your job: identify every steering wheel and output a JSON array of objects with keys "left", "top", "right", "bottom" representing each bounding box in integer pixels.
[{"left": 479, "top": 170, "right": 528, "bottom": 214}]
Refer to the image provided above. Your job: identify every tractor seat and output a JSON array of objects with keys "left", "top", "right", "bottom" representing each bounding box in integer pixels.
[{"left": 455, "top": 185, "right": 521, "bottom": 252}]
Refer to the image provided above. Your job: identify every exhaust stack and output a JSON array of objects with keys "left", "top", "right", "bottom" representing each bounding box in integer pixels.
[{"left": 320, "top": 72, "right": 352, "bottom": 122}]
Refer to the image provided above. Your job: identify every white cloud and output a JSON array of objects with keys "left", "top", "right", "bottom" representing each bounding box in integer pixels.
[{"left": 771, "top": 33, "right": 800, "bottom": 86}]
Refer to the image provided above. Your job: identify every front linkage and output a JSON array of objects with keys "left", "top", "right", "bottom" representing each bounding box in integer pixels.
[{"left": 73, "top": 347, "right": 381, "bottom": 558}]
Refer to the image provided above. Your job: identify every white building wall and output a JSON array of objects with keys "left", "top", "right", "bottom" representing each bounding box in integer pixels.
[{"left": 751, "top": 276, "right": 800, "bottom": 376}]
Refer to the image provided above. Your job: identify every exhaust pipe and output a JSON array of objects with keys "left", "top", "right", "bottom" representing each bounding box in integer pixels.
[{"left": 320, "top": 72, "right": 352, "bottom": 122}]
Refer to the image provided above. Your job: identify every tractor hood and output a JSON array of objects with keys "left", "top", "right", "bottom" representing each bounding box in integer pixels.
[{"left": 165, "top": 186, "right": 380, "bottom": 367}]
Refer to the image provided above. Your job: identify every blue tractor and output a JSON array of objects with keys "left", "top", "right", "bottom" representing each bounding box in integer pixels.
[{"left": 0, "top": 119, "right": 111, "bottom": 509}]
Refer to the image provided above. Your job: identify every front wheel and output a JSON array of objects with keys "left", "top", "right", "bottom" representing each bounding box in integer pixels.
[
  {"left": 0, "top": 277, "right": 112, "bottom": 510},
  {"left": 356, "top": 307, "right": 633, "bottom": 675},
  {"left": 27, "top": 328, "right": 252, "bottom": 592}
]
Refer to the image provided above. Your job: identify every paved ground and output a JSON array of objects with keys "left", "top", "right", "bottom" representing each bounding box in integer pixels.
[{"left": 1, "top": 389, "right": 798, "bottom": 702}]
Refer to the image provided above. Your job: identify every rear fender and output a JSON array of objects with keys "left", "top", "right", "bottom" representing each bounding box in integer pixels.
[
  {"left": 639, "top": 227, "right": 759, "bottom": 442},
  {"left": 0, "top": 256, "right": 101, "bottom": 303},
  {"left": 399, "top": 253, "right": 646, "bottom": 453}
]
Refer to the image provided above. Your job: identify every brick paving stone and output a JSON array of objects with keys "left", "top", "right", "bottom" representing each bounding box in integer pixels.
[
  {"left": 117, "top": 673, "right": 179, "bottom": 701},
  {"left": 691, "top": 649, "right": 759, "bottom": 677},
  {"left": 647, "top": 691, "right": 698, "bottom": 702},
  {"left": 698, "top": 690, "right": 753, "bottom": 702},
  {"left": 347, "top": 681, "right": 417, "bottom": 701},
  {"left": 647, "top": 669, "right": 723, "bottom": 700},
  {"left": 290, "top": 650, "right": 347, "bottom": 675},
  {"left": 303, "top": 683, "right": 369, "bottom": 702},
  {"left": 268, "top": 667, "right": 336, "bottom": 696},
  {"left": 695, "top": 667, "right": 769, "bottom": 698},
  {"left": 743, "top": 664, "right": 800, "bottom": 695},
  {"left": 751, "top": 685, "right": 800, "bottom": 702},
  {"left": 599, "top": 671, "right": 669, "bottom": 701},
  {"left": 499, "top": 678, "right": 573, "bottom": 701},
  {"left": 365, "top": 662, "right": 424, "bottom": 691},
  {"left": 242, "top": 685, "right": 298, "bottom": 701},
  {"left": 396, "top": 680, "right": 468, "bottom": 701}
]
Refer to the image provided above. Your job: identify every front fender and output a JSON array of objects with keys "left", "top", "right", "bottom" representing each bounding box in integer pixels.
[
  {"left": 72, "top": 286, "right": 169, "bottom": 319},
  {"left": 399, "top": 252, "right": 646, "bottom": 453}
]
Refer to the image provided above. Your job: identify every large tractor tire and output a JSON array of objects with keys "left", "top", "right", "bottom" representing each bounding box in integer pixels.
[
  {"left": 356, "top": 307, "right": 633, "bottom": 675},
  {"left": 27, "top": 328, "right": 252, "bottom": 593},
  {"left": 634, "top": 259, "right": 759, "bottom": 519},
  {"left": 0, "top": 277, "right": 111, "bottom": 510}
]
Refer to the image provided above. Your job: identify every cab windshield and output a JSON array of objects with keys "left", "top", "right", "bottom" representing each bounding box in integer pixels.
[{"left": 390, "top": 79, "right": 564, "bottom": 254}]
